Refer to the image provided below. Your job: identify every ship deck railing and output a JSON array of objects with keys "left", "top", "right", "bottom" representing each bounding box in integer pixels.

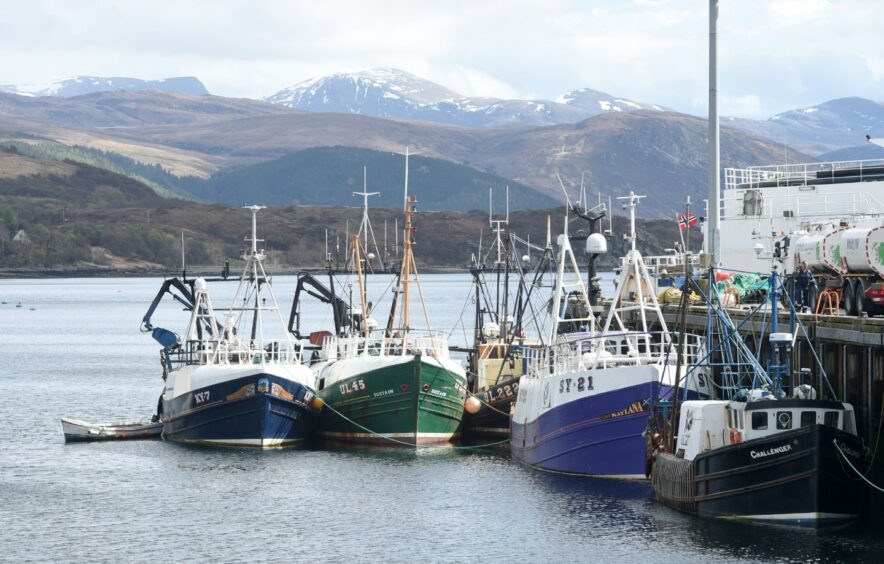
[
  {"left": 720, "top": 187, "right": 884, "bottom": 221},
  {"left": 169, "top": 338, "right": 304, "bottom": 367},
  {"left": 624, "top": 253, "right": 698, "bottom": 275},
  {"left": 525, "top": 330, "right": 705, "bottom": 376},
  {"left": 724, "top": 158, "right": 884, "bottom": 191},
  {"left": 320, "top": 329, "right": 452, "bottom": 361}
]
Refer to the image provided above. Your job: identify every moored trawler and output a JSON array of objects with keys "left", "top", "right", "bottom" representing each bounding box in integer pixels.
[
  {"left": 653, "top": 396, "right": 868, "bottom": 525},
  {"left": 651, "top": 264, "right": 871, "bottom": 525},
  {"left": 309, "top": 149, "right": 469, "bottom": 446},
  {"left": 511, "top": 193, "right": 712, "bottom": 477},
  {"left": 143, "top": 206, "right": 319, "bottom": 447},
  {"left": 312, "top": 330, "right": 467, "bottom": 445}
]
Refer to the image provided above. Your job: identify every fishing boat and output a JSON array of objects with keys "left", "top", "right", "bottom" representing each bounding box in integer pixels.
[
  {"left": 309, "top": 150, "right": 469, "bottom": 446},
  {"left": 461, "top": 190, "right": 549, "bottom": 439},
  {"left": 511, "top": 193, "right": 712, "bottom": 477},
  {"left": 651, "top": 268, "right": 870, "bottom": 525},
  {"left": 142, "top": 206, "right": 319, "bottom": 447}
]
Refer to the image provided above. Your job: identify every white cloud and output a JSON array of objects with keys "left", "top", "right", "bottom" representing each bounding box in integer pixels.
[{"left": 0, "top": 0, "right": 882, "bottom": 117}]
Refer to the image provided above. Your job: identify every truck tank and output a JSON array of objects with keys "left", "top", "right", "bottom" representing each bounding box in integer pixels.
[
  {"left": 841, "top": 227, "right": 884, "bottom": 277},
  {"left": 792, "top": 227, "right": 847, "bottom": 274}
]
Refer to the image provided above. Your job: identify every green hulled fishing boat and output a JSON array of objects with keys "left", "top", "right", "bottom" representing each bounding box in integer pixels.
[
  {"left": 310, "top": 151, "right": 468, "bottom": 445},
  {"left": 313, "top": 337, "right": 467, "bottom": 445}
]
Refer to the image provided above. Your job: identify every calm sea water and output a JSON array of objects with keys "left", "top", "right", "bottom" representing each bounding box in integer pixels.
[{"left": 0, "top": 275, "right": 881, "bottom": 563}]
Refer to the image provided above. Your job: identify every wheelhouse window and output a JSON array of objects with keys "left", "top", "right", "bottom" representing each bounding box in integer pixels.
[
  {"left": 752, "top": 411, "right": 768, "bottom": 430},
  {"left": 776, "top": 411, "right": 793, "bottom": 430},
  {"left": 800, "top": 411, "right": 817, "bottom": 427},
  {"left": 824, "top": 411, "right": 840, "bottom": 428}
]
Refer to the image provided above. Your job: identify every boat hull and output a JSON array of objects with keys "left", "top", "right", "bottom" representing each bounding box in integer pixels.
[
  {"left": 652, "top": 424, "right": 868, "bottom": 525},
  {"left": 61, "top": 418, "right": 163, "bottom": 442},
  {"left": 463, "top": 376, "right": 520, "bottom": 438},
  {"left": 512, "top": 377, "right": 661, "bottom": 477},
  {"left": 162, "top": 372, "right": 317, "bottom": 448},
  {"left": 318, "top": 355, "right": 467, "bottom": 446}
]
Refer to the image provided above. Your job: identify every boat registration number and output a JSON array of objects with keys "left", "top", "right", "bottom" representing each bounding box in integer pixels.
[
  {"left": 340, "top": 379, "right": 367, "bottom": 396},
  {"left": 485, "top": 382, "right": 519, "bottom": 401},
  {"left": 559, "top": 376, "right": 593, "bottom": 394},
  {"left": 194, "top": 391, "right": 211, "bottom": 405}
]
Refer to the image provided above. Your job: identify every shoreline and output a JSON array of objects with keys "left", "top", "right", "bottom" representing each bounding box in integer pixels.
[{"left": 0, "top": 264, "right": 474, "bottom": 279}]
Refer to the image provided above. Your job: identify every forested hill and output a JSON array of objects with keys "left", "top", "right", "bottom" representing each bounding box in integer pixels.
[
  {"left": 0, "top": 147, "right": 697, "bottom": 273},
  {"left": 180, "top": 146, "right": 561, "bottom": 211}
]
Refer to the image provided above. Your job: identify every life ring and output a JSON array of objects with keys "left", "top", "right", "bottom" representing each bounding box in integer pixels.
[{"left": 729, "top": 427, "right": 742, "bottom": 444}]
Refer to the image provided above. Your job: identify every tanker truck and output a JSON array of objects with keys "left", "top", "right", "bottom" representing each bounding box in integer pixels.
[{"left": 790, "top": 223, "right": 884, "bottom": 316}]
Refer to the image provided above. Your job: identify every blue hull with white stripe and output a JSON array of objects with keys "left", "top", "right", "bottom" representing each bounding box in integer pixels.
[
  {"left": 511, "top": 381, "right": 661, "bottom": 477},
  {"left": 163, "top": 373, "right": 317, "bottom": 447}
]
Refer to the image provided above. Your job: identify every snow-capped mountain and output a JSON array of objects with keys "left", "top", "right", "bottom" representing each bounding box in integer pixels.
[
  {"left": 726, "top": 97, "right": 884, "bottom": 155},
  {"left": 0, "top": 76, "right": 209, "bottom": 97},
  {"left": 265, "top": 67, "right": 659, "bottom": 128},
  {"left": 556, "top": 87, "right": 665, "bottom": 114}
]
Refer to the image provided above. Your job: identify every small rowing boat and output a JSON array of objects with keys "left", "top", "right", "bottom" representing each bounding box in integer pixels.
[{"left": 61, "top": 417, "right": 163, "bottom": 442}]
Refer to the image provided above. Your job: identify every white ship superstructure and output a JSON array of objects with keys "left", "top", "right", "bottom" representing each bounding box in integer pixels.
[{"left": 717, "top": 158, "right": 884, "bottom": 274}]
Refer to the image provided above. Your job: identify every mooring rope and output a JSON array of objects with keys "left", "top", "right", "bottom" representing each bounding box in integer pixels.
[
  {"left": 833, "top": 439, "right": 884, "bottom": 494},
  {"left": 321, "top": 400, "right": 509, "bottom": 449},
  {"left": 468, "top": 390, "right": 512, "bottom": 416}
]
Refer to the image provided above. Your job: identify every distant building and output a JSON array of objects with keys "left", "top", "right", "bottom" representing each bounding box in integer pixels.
[{"left": 12, "top": 229, "right": 29, "bottom": 244}]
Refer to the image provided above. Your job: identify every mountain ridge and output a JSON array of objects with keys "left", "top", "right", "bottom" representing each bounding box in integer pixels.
[
  {"left": 0, "top": 76, "right": 209, "bottom": 97},
  {"left": 265, "top": 67, "right": 661, "bottom": 128}
]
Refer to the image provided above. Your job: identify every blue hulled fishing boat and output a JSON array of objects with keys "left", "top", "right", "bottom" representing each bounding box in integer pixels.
[
  {"left": 143, "top": 206, "right": 319, "bottom": 447},
  {"left": 511, "top": 193, "right": 712, "bottom": 476}
]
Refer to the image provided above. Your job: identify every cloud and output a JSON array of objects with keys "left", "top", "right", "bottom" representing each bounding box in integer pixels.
[{"left": 0, "top": 0, "right": 882, "bottom": 117}]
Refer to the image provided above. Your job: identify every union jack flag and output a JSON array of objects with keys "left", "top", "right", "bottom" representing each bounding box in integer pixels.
[{"left": 677, "top": 212, "right": 698, "bottom": 231}]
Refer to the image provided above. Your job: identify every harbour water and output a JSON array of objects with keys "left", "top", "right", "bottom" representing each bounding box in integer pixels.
[{"left": 1, "top": 275, "right": 881, "bottom": 562}]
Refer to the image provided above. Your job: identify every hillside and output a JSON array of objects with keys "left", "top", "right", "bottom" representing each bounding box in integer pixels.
[
  {"left": 0, "top": 76, "right": 209, "bottom": 97},
  {"left": 0, "top": 147, "right": 696, "bottom": 272},
  {"left": 181, "top": 146, "right": 560, "bottom": 211},
  {"left": 95, "top": 106, "right": 795, "bottom": 215},
  {"left": 0, "top": 90, "right": 807, "bottom": 217}
]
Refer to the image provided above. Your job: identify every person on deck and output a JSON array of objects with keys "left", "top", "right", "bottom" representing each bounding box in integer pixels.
[{"left": 794, "top": 261, "right": 815, "bottom": 311}]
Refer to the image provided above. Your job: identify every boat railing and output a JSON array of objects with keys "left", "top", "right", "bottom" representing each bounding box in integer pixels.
[
  {"left": 721, "top": 188, "right": 884, "bottom": 220},
  {"left": 525, "top": 331, "right": 705, "bottom": 377},
  {"left": 320, "top": 329, "right": 451, "bottom": 361},
  {"left": 724, "top": 158, "right": 884, "bottom": 191},
  {"left": 169, "top": 338, "right": 303, "bottom": 367},
  {"left": 625, "top": 253, "right": 698, "bottom": 275}
]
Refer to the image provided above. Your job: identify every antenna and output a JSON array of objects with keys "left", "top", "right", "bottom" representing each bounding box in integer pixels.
[
  {"left": 403, "top": 146, "right": 410, "bottom": 211},
  {"left": 608, "top": 196, "right": 613, "bottom": 235},
  {"left": 556, "top": 173, "right": 573, "bottom": 209},
  {"left": 180, "top": 231, "right": 186, "bottom": 277},
  {"left": 353, "top": 170, "right": 383, "bottom": 270},
  {"left": 579, "top": 173, "right": 586, "bottom": 210},
  {"left": 489, "top": 186, "right": 510, "bottom": 267},
  {"left": 616, "top": 192, "right": 645, "bottom": 253}
]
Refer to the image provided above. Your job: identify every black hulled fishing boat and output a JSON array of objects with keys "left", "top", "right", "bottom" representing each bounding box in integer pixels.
[
  {"left": 651, "top": 268, "right": 870, "bottom": 525},
  {"left": 460, "top": 192, "right": 552, "bottom": 439}
]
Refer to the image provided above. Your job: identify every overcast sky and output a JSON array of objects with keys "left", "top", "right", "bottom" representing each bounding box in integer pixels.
[{"left": 1, "top": 0, "right": 881, "bottom": 119}]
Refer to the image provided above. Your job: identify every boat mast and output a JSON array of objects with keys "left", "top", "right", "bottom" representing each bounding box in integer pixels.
[
  {"left": 386, "top": 147, "right": 433, "bottom": 337},
  {"left": 354, "top": 166, "right": 384, "bottom": 272},
  {"left": 548, "top": 207, "right": 594, "bottom": 344},
  {"left": 352, "top": 234, "right": 369, "bottom": 335}
]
